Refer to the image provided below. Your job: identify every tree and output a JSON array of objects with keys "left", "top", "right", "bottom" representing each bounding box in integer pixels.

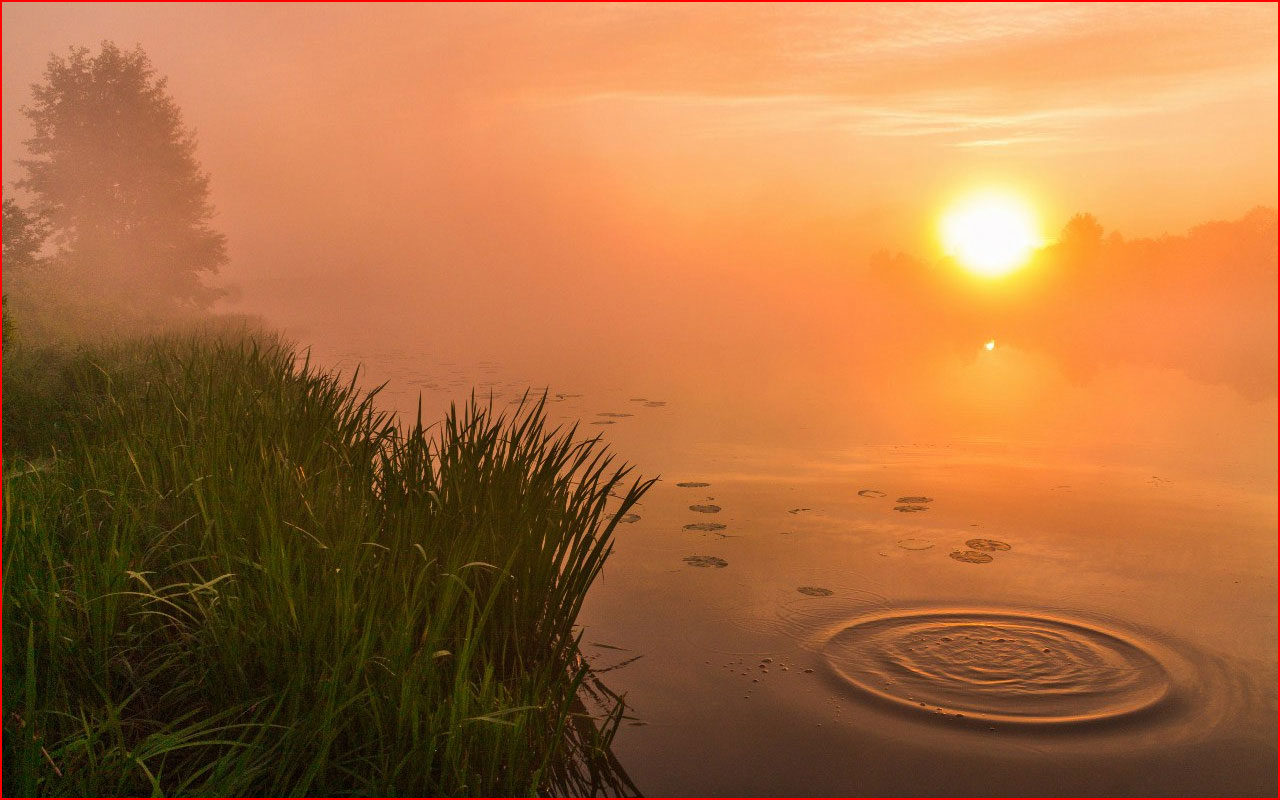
[
  {"left": 17, "top": 42, "right": 226, "bottom": 311},
  {"left": 1059, "top": 213, "right": 1104, "bottom": 253},
  {"left": 2, "top": 198, "right": 49, "bottom": 345},
  {"left": 2, "top": 198, "right": 48, "bottom": 275}
]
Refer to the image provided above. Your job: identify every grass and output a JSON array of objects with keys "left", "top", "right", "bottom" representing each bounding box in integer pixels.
[{"left": 3, "top": 331, "right": 653, "bottom": 796}]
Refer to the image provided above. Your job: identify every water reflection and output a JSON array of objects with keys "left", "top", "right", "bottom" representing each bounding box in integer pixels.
[{"left": 552, "top": 655, "right": 642, "bottom": 797}]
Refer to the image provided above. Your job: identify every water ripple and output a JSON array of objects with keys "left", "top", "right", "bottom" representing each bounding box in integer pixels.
[{"left": 822, "top": 609, "right": 1177, "bottom": 727}]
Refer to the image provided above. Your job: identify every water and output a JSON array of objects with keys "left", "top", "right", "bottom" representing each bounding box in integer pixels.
[{"left": 301, "top": 334, "right": 1276, "bottom": 796}]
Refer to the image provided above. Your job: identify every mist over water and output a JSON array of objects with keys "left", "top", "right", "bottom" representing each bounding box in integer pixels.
[
  {"left": 297, "top": 266, "right": 1275, "bottom": 794},
  {"left": 265, "top": 132, "right": 1278, "bottom": 790}
]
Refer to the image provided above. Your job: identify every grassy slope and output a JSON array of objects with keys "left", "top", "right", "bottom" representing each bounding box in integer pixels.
[{"left": 3, "top": 333, "right": 651, "bottom": 796}]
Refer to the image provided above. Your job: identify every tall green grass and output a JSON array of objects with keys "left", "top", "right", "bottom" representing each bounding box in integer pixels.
[{"left": 3, "top": 333, "right": 652, "bottom": 796}]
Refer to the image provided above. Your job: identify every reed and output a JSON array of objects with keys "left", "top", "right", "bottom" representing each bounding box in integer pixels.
[{"left": 3, "top": 332, "right": 650, "bottom": 796}]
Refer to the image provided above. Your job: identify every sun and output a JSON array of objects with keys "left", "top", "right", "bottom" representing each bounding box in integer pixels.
[{"left": 940, "top": 190, "right": 1042, "bottom": 277}]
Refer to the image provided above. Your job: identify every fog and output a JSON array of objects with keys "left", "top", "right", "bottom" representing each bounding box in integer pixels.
[{"left": 3, "top": 3, "right": 1275, "bottom": 470}]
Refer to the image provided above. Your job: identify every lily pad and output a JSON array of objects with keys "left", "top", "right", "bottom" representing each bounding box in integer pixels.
[
  {"left": 684, "top": 555, "right": 728, "bottom": 568},
  {"left": 684, "top": 522, "right": 727, "bottom": 532},
  {"left": 949, "top": 550, "right": 993, "bottom": 564}
]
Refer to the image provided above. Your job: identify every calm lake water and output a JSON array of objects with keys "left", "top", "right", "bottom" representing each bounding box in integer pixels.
[{"left": 305, "top": 333, "right": 1276, "bottom": 796}]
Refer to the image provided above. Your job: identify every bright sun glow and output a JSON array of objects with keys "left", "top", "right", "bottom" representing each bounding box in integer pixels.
[{"left": 941, "top": 191, "right": 1041, "bottom": 277}]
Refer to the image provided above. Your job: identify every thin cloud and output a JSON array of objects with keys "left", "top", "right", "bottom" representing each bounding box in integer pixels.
[{"left": 952, "top": 136, "right": 1063, "bottom": 148}]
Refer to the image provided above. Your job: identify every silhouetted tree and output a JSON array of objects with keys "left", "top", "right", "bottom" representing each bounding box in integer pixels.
[
  {"left": 17, "top": 42, "right": 226, "bottom": 311},
  {"left": 1059, "top": 213, "right": 1104, "bottom": 254},
  {"left": 3, "top": 199, "right": 48, "bottom": 275},
  {"left": 3, "top": 199, "right": 50, "bottom": 345}
]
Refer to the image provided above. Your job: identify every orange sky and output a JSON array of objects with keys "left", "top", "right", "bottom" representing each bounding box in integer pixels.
[{"left": 3, "top": 3, "right": 1276, "bottom": 382}]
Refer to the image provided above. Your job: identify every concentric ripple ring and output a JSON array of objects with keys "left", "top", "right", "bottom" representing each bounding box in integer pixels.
[{"left": 822, "top": 610, "right": 1175, "bottom": 727}]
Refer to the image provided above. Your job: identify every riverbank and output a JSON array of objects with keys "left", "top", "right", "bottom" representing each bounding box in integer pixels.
[{"left": 3, "top": 330, "right": 650, "bottom": 796}]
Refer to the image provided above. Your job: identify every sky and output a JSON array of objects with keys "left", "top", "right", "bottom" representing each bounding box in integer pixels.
[{"left": 3, "top": 3, "right": 1276, "bottom": 398}]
